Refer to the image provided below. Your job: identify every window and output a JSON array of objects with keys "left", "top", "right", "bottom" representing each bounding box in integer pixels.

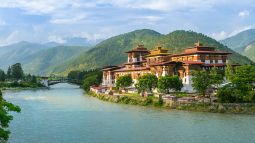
[{"left": 200, "top": 55, "right": 205, "bottom": 62}]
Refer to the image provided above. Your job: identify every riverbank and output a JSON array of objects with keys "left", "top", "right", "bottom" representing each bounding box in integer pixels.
[
  {"left": 0, "top": 82, "right": 47, "bottom": 91},
  {"left": 88, "top": 91, "right": 255, "bottom": 114}
]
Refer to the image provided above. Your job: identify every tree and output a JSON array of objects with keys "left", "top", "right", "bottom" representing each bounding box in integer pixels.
[
  {"left": 83, "top": 75, "right": 101, "bottom": 91},
  {"left": 82, "top": 70, "right": 103, "bottom": 91},
  {"left": 6, "top": 67, "right": 11, "bottom": 79},
  {"left": 230, "top": 65, "right": 255, "bottom": 95},
  {"left": 0, "top": 69, "right": 6, "bottom": 82},
  {"left": 116, "top": 75, "right": 133, "bottom": 91},
  {"left": 135, "top": 74, "right": 158, "bottom": 95},
  {"left": 232, "top": 65, "right": 255, "bottom": 86},
  {"left": 0, "top": 90, "right": 21, "bottom": 142},
  {"left": 31, "top": 76, "right": 37, "bottom": 83},
  {"left": 11, "top": 63, "right": 24, "bottom": 80},
  {"left": 191, "top": 70, "right": 211, "bottom": 97},
  {"left": 225, "top": 63, "right": 234, "bottom": 81},
  {"left": 212, "top": 65, "right": 255, "bottom": 103},
  {"left": 210, "top": 67, "right": 224, "bottom": 87},
  {"left": 157, "top": 75, "right": 183, "bottom": 93}
]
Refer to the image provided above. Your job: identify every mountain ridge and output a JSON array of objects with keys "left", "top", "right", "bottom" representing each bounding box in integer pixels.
[
  {"left": 220, "top": 29, "right": 255, "bottom": 62},
  {"left": 52, "top": 29, "right": 254, "bottom": 75}
]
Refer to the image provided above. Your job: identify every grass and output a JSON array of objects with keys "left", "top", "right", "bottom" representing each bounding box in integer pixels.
[
  {"left": 88, "top": 91, "right": 162, "bottom": 107},
  {"left": 171, "top": 92, "right": 195, "bottom": 98}
]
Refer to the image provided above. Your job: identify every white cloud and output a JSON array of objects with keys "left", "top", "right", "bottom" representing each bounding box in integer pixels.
[
  {"left": 50, "top": 13, "right": 87, "bottom": 24},
  {"left": 211, "top": 31, "right": 227, "bottom": 40},
  {"left": 48, "top": 35, "right": 66, "bottom": 43},
  {"left": 0, "top": 0, "right": 222, "bottom": 15},
  {"left": 211, "top": 26, "right": 253, "bottom": 40},
  {"left": 228, "top": 26, "right": 253, "bottom": 37},
  {"left": 98, "top": 0, "right": 219, "bottom": 11},
  {"left": 0, "top": 19, "right": 6, "bottom": 26},
  {"left": 238, "top": 10, "right": 250, "bottom": 17},
  {"left": 0, "top": 0, "right": 73, "bottom": 14},
  {"left": 0, "top": 31, "right": 20, "bottom": 46}
]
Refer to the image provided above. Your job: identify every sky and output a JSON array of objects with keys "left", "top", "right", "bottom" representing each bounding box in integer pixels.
[{"left": 0, "top": 0, "right": 254, "bottom": 46}]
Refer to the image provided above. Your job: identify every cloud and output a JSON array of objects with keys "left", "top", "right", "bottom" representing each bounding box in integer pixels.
[
  {"left": 0, "top": 0, "right": 254, "bottom": 45},
  {"left": 0, "top": 0, "right": 222, "bottom": 15},
  {"left": 211, "top": 31, "right": 227, "bottom": 40},
  {"left": 211, "top": 26, "right": 253, "bottom": 40},
  {"left": 48, "top": 35, "right": 66, "bottom": 43},
  {"left": 0, "top": 0, "right": 72, "bottom": 15},
  {"left": 50, "top": 13, "right": 87, "bottom": 24},
  {"left": 71, "top": 28, "right": 117, "bottom": 41},
  {"left": 238, "top": 10, "right": 250, "bottom": 17},
  {"left": 0, "top": 31, "right": 20, "bottom": 46},
  {"left": 99, "top": 0, "right": 221, "bottom": 11},
  {"left": 0, "top": 19, "right": 6, "bottom": 26}
]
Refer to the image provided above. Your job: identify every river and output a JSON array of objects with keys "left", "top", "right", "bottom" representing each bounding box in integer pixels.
[{"left": 3, "top": 83, "right": 255, "bottom": 143}]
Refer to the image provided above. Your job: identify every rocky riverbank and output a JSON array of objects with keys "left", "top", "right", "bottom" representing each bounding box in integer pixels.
[{"left": 88, "top": 91, "right": 255, "bottom": 114}]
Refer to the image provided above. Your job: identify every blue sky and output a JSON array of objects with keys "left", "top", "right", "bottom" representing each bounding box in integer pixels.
[{"left": 0, "top": 0, "right": 254, "bottom": 46}]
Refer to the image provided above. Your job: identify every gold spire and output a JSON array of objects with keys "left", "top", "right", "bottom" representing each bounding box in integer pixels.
[{"left": 194, "top": 41, "right": 203, "bottom": 47}]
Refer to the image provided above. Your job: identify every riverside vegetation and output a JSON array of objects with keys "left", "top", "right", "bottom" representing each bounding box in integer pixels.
[
  {"left": 0, "top": 63, "right": 44, "bottom": 89},
  {"left": 0, "top": 63, "right": 45, "bottom": 142},
  {"left": 68, "top": 64, "right": 255, "bottom": 114}
]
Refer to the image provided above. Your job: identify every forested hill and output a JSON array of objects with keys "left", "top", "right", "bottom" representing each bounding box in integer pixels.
[
  {"left": 220, "top": 29, "right": 255, "bottom": 53},
  {"left": 22, "top": 46, "right": 88, "bottom": 75},
  {"left": 52, "top": 29, "right": 254, "bottom": 75},
  {"left": 220, "top": 29, "right": 255, "bottom": 62}
]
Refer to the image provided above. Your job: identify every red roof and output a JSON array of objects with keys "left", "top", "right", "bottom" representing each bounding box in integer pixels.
[
  {"left": 149, "top": 61, "right": 177, "bottom": 66},
  {"left": 124, "top": 61, "right": 146, "bottom": 65},
  {"left": 102, "top": 66, "right": 121, "bottom": 71},
  {"left": 125, "top": 49, "right": 150, "bottom": 53},
  {"left": 90, "top": 86, "right": 107, "bottom": 90},
  {"left": 114, "top": 67, "right": 150, "bottom": 72},
  {"left": 171, "top": 51, "right": 231, "bottom": 57},
  {"left": 182, "top": 61, "right": 204, "bottom": 65}
]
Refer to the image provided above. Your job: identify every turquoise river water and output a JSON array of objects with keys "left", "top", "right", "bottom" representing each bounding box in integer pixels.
[{"left": 3, "top": 83, "right": 255, "bottom": 143}]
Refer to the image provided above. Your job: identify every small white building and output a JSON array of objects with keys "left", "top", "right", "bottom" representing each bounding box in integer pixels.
[{"left": 40, "top": 76, "right": 49, "bottom": 87}]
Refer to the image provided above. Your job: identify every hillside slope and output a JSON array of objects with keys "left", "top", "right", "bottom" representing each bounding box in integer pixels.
[
  {"left": 0, "top": 41, "right": 51, "bottom": 69},
  {"left": 220, "top": 29, "right": 255, "bottom": 52},
  {"left": 244, "top": 42, "right": 255, "bottom": 62},
  {"left": 53, "top": 29, "right": 254, "bottom": 75},
  {"left": 22, "top": 46, "right": 88, "bottom": 75},
  {"left": 220, "top": 29, "right": 255, "bottom": 62}
]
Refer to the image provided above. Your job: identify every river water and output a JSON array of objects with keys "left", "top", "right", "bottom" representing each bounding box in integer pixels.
[{"left": 3, "top": 83, "right": 255, "bottom": 143}]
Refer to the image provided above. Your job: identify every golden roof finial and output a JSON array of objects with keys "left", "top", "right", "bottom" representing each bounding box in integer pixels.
[{"left": 195, "top": 41, "right": 202, "bottom": 47}]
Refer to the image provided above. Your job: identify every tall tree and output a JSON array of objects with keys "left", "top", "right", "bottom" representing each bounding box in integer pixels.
[
  {"left": 231, "top": 65, "right": 255, "bottom": 93},
  {"left": 11, "top": 63, "right": 24, "bottom": 80},
  {"left": 116, "top": 75, "right": 133, "bottom": 91},
  {"left": 191, "top": 70, "right": 211, "bottom": 97},
  {"left": 225, "top": 63, "right": 234, "bottom": 81},
  {"left": 31, "top": 76, "right": 37, "bottom": 84},
  {"left": 158, "top": 76, "right": 183, "bottom": 93},
  {"left": 0, "top": 69, "right": 6, "bottom": 82},
  {"left": 82, "top": 70, "right": 102, "bottom": 91},
  {"left": 135, "top": 74, "right": 158, "bottom": 95},
  {"left": 210, "top": 67, "right": 224, "bottom": 87},
  {"left": 0, "top": 90, "right": 21, "bottom": 142},
  {"left": 6, "top": 67, "right": 11, "bottom": 79}
]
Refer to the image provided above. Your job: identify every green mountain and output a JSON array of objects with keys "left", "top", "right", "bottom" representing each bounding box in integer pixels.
[
  {"left": 220, "top": 29, "right": 255, "bottom": 62},
  {"left": 243, "top": 42, "right": 255, "bottom": 62},
  {"left": 0, "top": 41, "right": 51, "bottom": 70},
  {"left": 220, "top": 29, "right": 255, "bottom": 52},
  {"left": 53, "top": 29, "right": 253, "bottom": 75},
  {"left": 22, "top": 46, "right": 88, "bottom": 75}
]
